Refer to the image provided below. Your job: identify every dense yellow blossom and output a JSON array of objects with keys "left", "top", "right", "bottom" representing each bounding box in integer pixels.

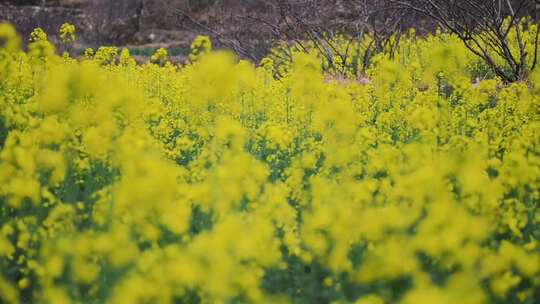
[{"left": 0, "top": 22, "right": 539, "bottom": 304}]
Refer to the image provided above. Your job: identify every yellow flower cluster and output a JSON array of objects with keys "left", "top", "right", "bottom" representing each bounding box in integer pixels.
[
  {"left": 0, "top": 22, "right": 539, "bottom": 304},
  {"left": 150, "top": 48, "right": 169, "bottom": 66},
  {"left": 59, "top": 23, "right": 76, "bottom": 44},
  {"left": 189, "top": 35, "right": 212, "bottom": 62}
]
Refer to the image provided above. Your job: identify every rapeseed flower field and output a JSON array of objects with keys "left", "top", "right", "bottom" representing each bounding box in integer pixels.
[{"left": 0, "top": 22, "right": 539, "bottom": 303}]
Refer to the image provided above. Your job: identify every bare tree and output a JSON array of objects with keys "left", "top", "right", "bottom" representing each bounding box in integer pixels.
[
  {"left": 173, "top": 0, "right": 414, "bottom": 76},
  {"left": 172, "top": 0, "right": 537, "bottom": 82},
  {"left": 256, "top": 0, "right": 429, "bottom": 76},
  {"left": 173, "top": 0, "right": 277, "bottom": 61},
  {"left": 391, "top": 0, "right": 539, "bottom": 83}
]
